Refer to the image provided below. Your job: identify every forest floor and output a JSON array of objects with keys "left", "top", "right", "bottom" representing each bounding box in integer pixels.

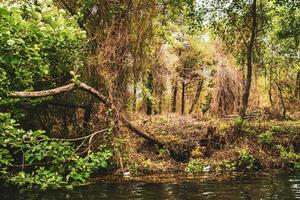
[{"left": 123, "top": 114, "right": 300, "bottom": 176}]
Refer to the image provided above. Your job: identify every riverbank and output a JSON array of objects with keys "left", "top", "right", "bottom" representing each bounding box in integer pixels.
[{"left": 118, "top": 114, "right": 300, "bottom": 176}]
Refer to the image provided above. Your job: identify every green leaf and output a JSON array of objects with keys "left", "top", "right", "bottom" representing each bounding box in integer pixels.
[
  {"left": 0, "top": 7, "right": 9, "bottom": 16},
  {"left": 7, "top": 39, "right": 15, "bottom": 46}
]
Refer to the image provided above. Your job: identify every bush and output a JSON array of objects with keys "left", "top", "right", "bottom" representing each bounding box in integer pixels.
[
  {"left": 185, "top": 158, "right": 204, "bottom": 174},
  {"left": 218, "top": 160, "right": 236, "bottom": 172},
  {"left": 276, "top": 145, "right": 300, "bottom": 169},
  {"left": 233, "top": 116, "right": 244, "bottom": 128},
  {"left": 258, "top": 131, "right": 273, "bottom": 145},
  {"left": 0, "top": 113, "right": 112, "bottom": 190},
  {"left": 0, "top": 0, "right": 86, "bottom": 104},
  {"left": 0, "top": 1, "right": 113, "bottom": 190},
  {"left": 237, "top": 149, "right": 255, "bottom": 169},
  {"left": 271, "top": 126, "right": 284, "bottom": 133}
]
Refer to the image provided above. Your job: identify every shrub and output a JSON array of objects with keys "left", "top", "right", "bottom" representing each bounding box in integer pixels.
[
  {"left": 0, "top": 0, "right": 86, "bottom": 105},
  {"left": 258, "top": 131, "right": 273, "bottom": 145},
  {"left": 0, "top": 113, "right": 112, "bottom": 190},
  {"left": 221, "top": 160, "right": 236, "bottom": 172},
  {"left": 185, "top": 158, "right": 204, "bottom": 174},
  {"left": 237, "top": 149, "right": 255, "bottom": 169},
  {"left": 271, "top": 126, "right": 284, "bottom": 133},
  {"left": 233, "top": 116, "right": 244, "bottom": 128},
  {"left": 276, "top": 145, "right": 300, "bottom": 169}
]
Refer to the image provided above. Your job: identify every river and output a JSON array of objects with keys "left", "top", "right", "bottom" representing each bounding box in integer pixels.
[{"left": 1, "top": 171, "right": 299, "bottom": 199}]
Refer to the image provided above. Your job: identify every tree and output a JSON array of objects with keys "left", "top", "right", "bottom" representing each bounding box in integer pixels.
[
  {"left": 204, "top": 0, "right": 271, "bottom": 118},
  {"left": 240, "top": 0, "right": 257, "bottom": 118},
  {"left": 258, "top": 0, "right": 300, "bottom": 118},
  {"left": 0, "top": 0, "right": 86, "bottom": 109}
]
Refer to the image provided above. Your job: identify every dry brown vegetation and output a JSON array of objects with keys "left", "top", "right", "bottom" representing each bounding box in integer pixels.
[{"left": 121, "top": 114, "right": 300, "bottom": 174}]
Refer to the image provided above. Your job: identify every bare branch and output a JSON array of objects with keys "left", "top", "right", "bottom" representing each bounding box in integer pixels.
[
  {"left": 10, "top": 83, "right": 76, "bottom": 98},
  {"left": 9, "top": 81, "right": 164, "bottom": 147}
]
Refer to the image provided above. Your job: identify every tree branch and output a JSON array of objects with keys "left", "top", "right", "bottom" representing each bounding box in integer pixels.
[
  {"left": 9, "top": 82, "right": 163, "bottom": 147},
  {"left": 10, "top": 83, "right": 77, "bottom": 98}
]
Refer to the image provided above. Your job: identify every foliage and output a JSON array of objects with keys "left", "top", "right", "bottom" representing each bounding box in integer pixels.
[
  {"left": 191, "top": 146, "right": 204, "bottom": 158},
  {"left": 276, "top": 145, "right": 300, "bottom": 169},
  {"left": 233, "top": 116, "right": 244, "bottom": 128},
  {"left": 0, "top": 112, "right": 112, "bottom": 190},
  {"left": 0, "top": 0, "right": 300, "bottom": 191},
  {"left": 158, "top": 148, "right": 168, "bottom": 158},
  {"left": 258, "top": 131, "right": 273, "bottom": 145},
  {"left": 185, "top": 158, "right": 204, "bottom": 174},
  {"left": 222, "top": 160, "right": 237, "bottom": 172},
  {"left": 216, "top": 160, "right": 237, "bottom": 172},
  {"left": 237, "top": 149, "right": 255, "bottom": 169},
  {"left": 271, "top": 126, "right": 284, "bottom": 133},
  {"left": 295, "top": 162, "right": 300, "bottom": 170},
  {"left": 0, "top": 0, "right": 86, "bottom": 102}
]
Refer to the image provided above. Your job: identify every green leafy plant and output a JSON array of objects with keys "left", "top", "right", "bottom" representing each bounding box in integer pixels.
[
  {"left": 0, "top": 0, "right": 86, "bottom": 105},
  {"left": 233, "top": 116, "right": 244, "bottom": 129},
  {"left": 0, "top": 113, "right": 112, "bottom": 190},
  {"left": 258, "top": 131, "right": 273, "bottom": 145},
  {"left": 216, "top": 160, "right": 236, "bottom": 172},
  {"left": 295, "top": 162, "right": 300, "bottom": 170},
  {"left": 222, "top": 160, "right": 237, "bottom": 172},
  {"left": 158, "top": 148, "right": 167, "bottom": 157},
  {"left": 271, "top": 126, "right": 284, "bottom": 133},
  {"left": 276, "top": 145, "right": 300, "bottom": 169},
  {"left": 237, "top": 149, "right": 255, "bottom": 169},
  {"left": 185, "top": 158, "right": 204, "bottom": 174}
]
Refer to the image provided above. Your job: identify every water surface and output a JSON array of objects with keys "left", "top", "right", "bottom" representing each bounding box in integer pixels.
[{"left": 1, "top": 172, "right": 300, "bottom": 200}]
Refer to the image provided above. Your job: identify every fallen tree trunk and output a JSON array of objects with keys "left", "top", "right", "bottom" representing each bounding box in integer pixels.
[{"left": 9, "top": 82, "right": 163, "bottom": 147}]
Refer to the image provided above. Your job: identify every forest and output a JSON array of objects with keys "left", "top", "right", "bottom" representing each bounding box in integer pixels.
[{"left": 0, "top": 0, "right": 300, "bottom": 194}]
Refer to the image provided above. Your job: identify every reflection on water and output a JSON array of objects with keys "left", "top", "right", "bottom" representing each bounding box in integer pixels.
[{"left": 1, "top": 172, "right": 300, "bottom": 200}]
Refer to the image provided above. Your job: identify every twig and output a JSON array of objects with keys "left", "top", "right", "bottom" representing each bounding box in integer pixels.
[{"left": 39, "top": 129, "right": 108, "bottom": 142}]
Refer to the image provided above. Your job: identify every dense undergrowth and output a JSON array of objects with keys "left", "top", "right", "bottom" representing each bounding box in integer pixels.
[
  {"left": 129, "top": 114, "right": 300, "bottom": 175},
  {"left": 0, "top": 1, "right": 112, "bottom": 190},
  {"left": 0, "top": 113, "right": 112, "bottom": 190},
  {"left": 1, "top": 112, "right": 299, "bottom": 190}
]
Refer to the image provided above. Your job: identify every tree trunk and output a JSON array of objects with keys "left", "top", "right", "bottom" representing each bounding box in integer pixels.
[
  {"left": 189, "top": 79, "right": 204, "bottom": 114},
  {"left": 171, "top": 81, "right": 178, "bottom": 112},
  {"left": 268, "top": 76, "right": 274, "bottom": 106},
  {"left": 268, "top": 83, "right": 273, "bottom": 106},
  {"left": 239, "top": 0, "right": 257, "bottom": 119},
  {"left": 146, "top": 72, "right": 153, "bottom": 115},
  {"left": 132, "top": 82, "right": 137, "bottom": 112},
  {"left": 83, "top": 102, "right": 93, "bottom": 132},
  {"left": 296, "top": 70, "right": 300, "bottom": 98},
  {"left": 181, "top": 81, "right": 186, "bottom": 115},
  {"left": 275, "top": 81, "right": 286, "bottom": 119},
  {"left": 158, "top": 89, "right": 163, "bottom": 114}
]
